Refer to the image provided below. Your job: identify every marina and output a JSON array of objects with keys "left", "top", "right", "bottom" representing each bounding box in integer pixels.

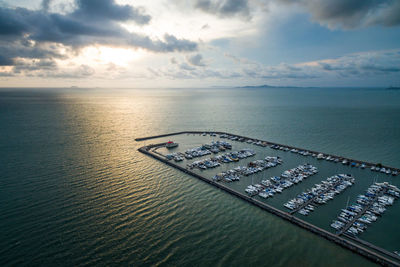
[{"left": 137, "top": 131, "right": 400, "bottom": 266}]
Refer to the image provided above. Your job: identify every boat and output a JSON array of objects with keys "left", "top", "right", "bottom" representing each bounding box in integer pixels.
[
  {"left": 166, "top": 141, "right": 179, "bottom": 149},
  {"left": 299, "top": 209, "right": 309, "bottom": 215}
]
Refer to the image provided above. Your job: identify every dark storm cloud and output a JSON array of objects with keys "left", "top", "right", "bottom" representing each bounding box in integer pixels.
[
  {"left": 195, "top": 0, "right": 251, "bottom": 19},
  {"left": 0, "top": 7, "right": 29, "bottom": 36},
  {"left": 279, "top": 0, "right": 400, "bottom": 28},
  {"left": 0, "top": 0, "right": 197, "bottom": 68}
]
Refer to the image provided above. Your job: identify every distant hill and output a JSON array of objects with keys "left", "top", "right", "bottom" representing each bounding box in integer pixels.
[
  {"left": 237, "top": 84, "right": 305, "bottom": 89},
  {"left": 386, "top": 86, "right": 400, "bottom": 90}
]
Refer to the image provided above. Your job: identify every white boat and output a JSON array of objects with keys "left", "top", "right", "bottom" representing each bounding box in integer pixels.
[
  {"left": 299, "top": 209, "right": 309, "bottom": 215},
  {"left": 166, "top": 141, "right": 178, "bottom": 148}
]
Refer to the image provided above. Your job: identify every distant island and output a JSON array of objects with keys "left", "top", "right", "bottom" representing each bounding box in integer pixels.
[
  {"left": 236, "top": 84, "right": 309, "bottom": 89},
  {"left": 386, "top": 86, "right": 400, "bottom": 90}
]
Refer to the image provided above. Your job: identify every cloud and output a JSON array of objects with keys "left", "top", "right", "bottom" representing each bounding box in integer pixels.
[
  {"left": 224, "top": 52, "right": 258, "bottom": 65},
  {"left": 0, "top": 0, "right": 198, "bottom": 69},
  {"left": 179, "top": 62, "right": 196, "bottom": 71},
  {"left": 242, "top": 62, "right": 318, "bottom": 80},
  {"left": 0, "top": 54, "right": 14, "bottom": 66},
  {"left": 314, "top": 50, "right": 400, "bottom": 76},
  {"left": 279, "top": 0, "right": 400, "bottom": 29},
  {"left": 195, "top": 0, "right": 251, "bottom": 19},
  {"left": 13, "top": 59, "right": 57, "bottom": 73},
  {"left": 72, "top": 0, "right": 151, "bottom": 25},
  {"left": 37, "top": 64, "right": 95, "bottom": 79},
  {"left": 186, "top": 54, "right": 206, "bottom": 66},
  {"left": 41, "top": 0, "right": 52, "bottom": 11},
  {"left": 149, "top": 49, "right": 400, "bottom": 83},
  {"left": 201, "top": 23, "right": 210, "bottom": 30},
  {"left": 0, "top": 71, "right": 14, "bottom": 77}
]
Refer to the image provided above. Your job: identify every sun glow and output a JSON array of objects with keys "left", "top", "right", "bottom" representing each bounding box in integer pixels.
[{"left": 77, "top": 46, "right": 146, "bottom": 66}]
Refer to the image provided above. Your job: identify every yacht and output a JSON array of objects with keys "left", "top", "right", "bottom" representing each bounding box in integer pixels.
[{"left": 166, "top": 141, "right": 178, "bottom": 149}]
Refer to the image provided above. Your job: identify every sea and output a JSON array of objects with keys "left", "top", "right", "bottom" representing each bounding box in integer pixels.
[{"left": 1, "top": 87, "right": 400, "bottom": 266}]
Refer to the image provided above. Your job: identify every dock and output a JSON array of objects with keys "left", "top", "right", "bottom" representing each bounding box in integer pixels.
[
  {"left": 136, "top": 131, "right": 400, "bottom": 266},
  {"left": 338, "top": 188, "right": 388, "bottom": 235},
  {"left": 289, "top": 178, "right": 345, "bottom": 214}
]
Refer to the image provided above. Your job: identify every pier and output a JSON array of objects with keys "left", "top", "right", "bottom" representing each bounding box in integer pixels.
[
  {"left": 137, "top": 131, "right": 400, "bottom": 266},
  {"left": 289, "top": 178, "right": 345, "bottom": 214},
  {"left": 338, "top": 188, "right": 388, "bottom": 236}
]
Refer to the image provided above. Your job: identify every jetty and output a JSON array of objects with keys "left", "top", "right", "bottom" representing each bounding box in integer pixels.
[
  {"left": 338, "top": 188, "right": 388, "bottom": 236},
  {"left": 136, "top": 131, "right": 400, "bottom": 266},
  {"left": 289, "top": 178, "right": 346, "bottom": 214}
]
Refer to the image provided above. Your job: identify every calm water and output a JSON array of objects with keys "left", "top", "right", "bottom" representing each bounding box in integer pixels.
[{"left": 1, "top": 87, "right": 400, "bottom": 266}]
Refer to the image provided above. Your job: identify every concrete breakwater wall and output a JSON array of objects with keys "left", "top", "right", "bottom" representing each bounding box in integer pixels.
[{"left": 138, "top": 141, "right": 400, "bottom": 266}]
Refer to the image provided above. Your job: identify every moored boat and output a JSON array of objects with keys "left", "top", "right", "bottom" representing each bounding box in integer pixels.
[{"left": 166, "top": 141, "right": 178, "bottom": 148}]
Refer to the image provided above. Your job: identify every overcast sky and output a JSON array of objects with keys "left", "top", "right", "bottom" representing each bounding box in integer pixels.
[{"left": 1, "top": 0, "right": 400, "bottom": 88}]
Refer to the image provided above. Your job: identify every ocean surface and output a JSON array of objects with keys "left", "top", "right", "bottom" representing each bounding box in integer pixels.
[{"left": 1, "top": 87, "right": 400, "bottom": 266}]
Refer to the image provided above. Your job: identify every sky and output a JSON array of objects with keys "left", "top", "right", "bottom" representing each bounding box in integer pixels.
[{"left": 0, "top": 0, "right": 400, "bottom": 88}]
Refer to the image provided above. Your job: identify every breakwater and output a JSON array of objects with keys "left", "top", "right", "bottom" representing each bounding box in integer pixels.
[{"left": 137, "top": 132, "right": 400, "bottom": 266}]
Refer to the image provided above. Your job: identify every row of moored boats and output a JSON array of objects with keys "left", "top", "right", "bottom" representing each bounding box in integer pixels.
[
  {"left": 271, "top": 145, "right": 399, "bottom": 176},
  {"left": 212, "top": 156, "right": 282, "bottom": 182},
  {"left": 331, "top": 182, "right": 400, "bottom": 236},
  {"left": 187, "top": 149, "right": 256, "bottom": 170},
  {"left": 245, "top": 164, "right": 318, "bottom": 198},
  {"left": 198, "top": 132, "right": 399, "bottom": 176},
  {"left": 284, "top": 174, "right": 355, "bottom": 215}
]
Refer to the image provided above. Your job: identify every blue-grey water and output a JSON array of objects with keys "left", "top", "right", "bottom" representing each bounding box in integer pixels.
[{"left": 1, "top": 87, "right": 400, "bottom": 266}]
